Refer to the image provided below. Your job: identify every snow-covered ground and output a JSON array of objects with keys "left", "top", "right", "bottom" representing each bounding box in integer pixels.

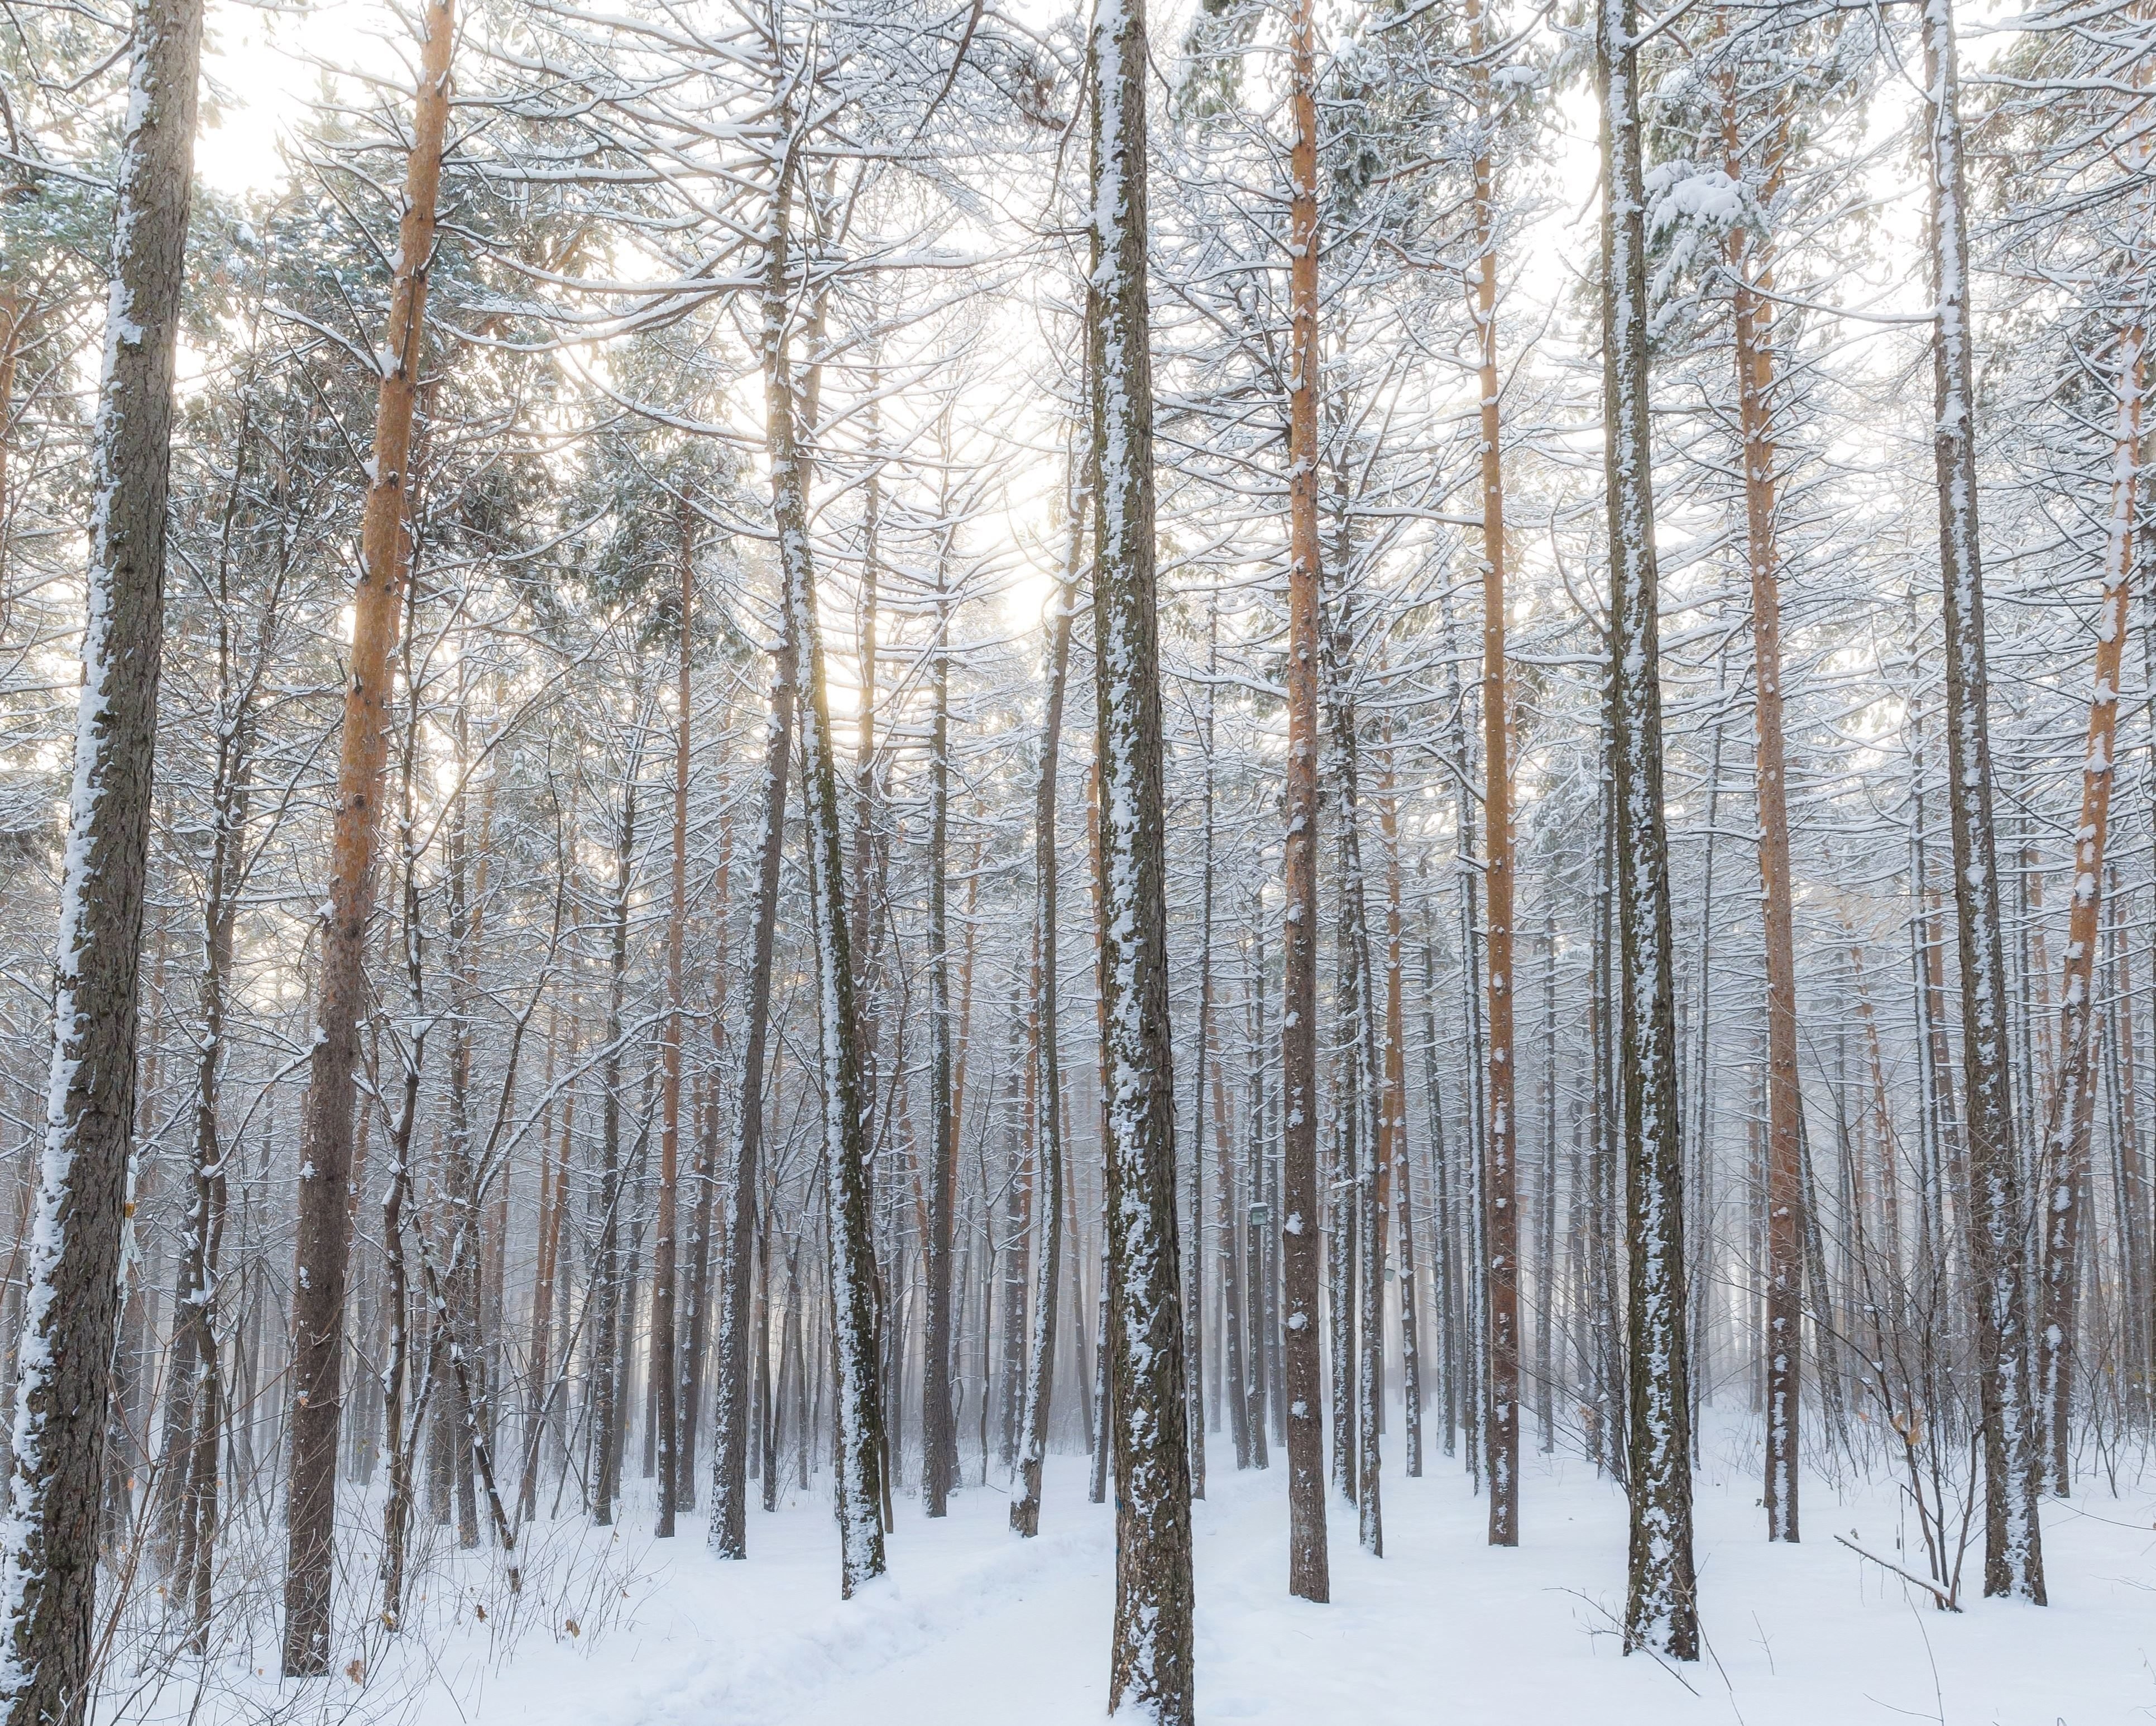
[{"left": 141, "top": 1420, "right": 2156, "bottom": 1725}]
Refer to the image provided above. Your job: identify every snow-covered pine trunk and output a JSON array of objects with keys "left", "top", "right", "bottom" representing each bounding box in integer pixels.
[
  {"left": 1089, "top": 0, "right": 1194, "bottom": 1705},
  {"left": 280, "top": 0, "right": 453, "bottom": 1674},
  {"left": 1279, "top": 0, "right": 1331, "bottom": 1605},
  {"left": 1467, "top": 0, "right": 1519, "bottom": 1550},
  {"left": 710, "top": 594, "right": 794, "bottom": 1559},
  {"left": 1012, "top": 457, "right": 1084, "bottom": 1538},
  {"left": 1597, "top": 0, "right": 1699, "bottom": 1660},
  {"left": 1920, "top": 0, "right": 2046, "bottom": 1605},
  {"left": 923, "top": 493, "right": 959, "bottom": 1519},
  {"left": 763, "top": 149, "right": 886, "bottom": 1599},
  {"left": 1721, "top": 62, "right": 1807, "bottom": 1548},
  {"left": 0, "top": 0, "right": 200, "bottom": 1711},
  {"left": 652, "top": 508, "right": 693, "bottom": 1538},
  {"left": 2036, "top": 321, "right": 2143, "bottom": 1498}
]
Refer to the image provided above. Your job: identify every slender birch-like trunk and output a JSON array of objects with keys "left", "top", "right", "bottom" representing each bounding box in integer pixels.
[
  {"left": 280, "top": 0, "right": 453, "bottom": 1673},
  {"left": 1921, "top": 0, "right": 2045, "bottom": 1604},
  {"left": 1598, "top": 0, "right": 1698, "bottom": 1657}
]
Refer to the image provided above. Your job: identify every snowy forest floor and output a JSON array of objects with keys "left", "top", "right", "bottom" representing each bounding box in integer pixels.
[{"left": 121, "top": 1415, "right": 2156, "bottom": 1726}]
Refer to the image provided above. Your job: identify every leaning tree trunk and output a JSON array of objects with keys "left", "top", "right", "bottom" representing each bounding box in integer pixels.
[
  {"left": 1279, "top": 0, "right": 1331, "bottom": 1608},
  {"left": 1920, "top": 0, "right": 2045, "bottom": 1605},
  {"left": 1598, "top": 0, "right": 1699, "bottom": 1661},
  {"left": 1089, "top": 0, "right": 1194, "bottom": 1708},
  {"left": 0, "top": 0, "right": 200, "bottom": 1714},
  {"left": 2037, "top": 321, "right": 2143, "bottom": 1497},
  {"left": 281, "top": 0, "right": 453, "bottom": 1675},
  {"left": 763, "top": 147, "right": 885, "bottom": 1598}
]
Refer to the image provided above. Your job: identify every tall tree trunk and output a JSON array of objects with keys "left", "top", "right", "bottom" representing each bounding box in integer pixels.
[
  {"left": 591, "top": 733, "right": 644, "bottom": 1527},
  {"left": 157, "top": 572, "right": 255, "bottom": 1643},
  {"left": 1921, "top": 0, "right": 2045, "bottom": 1605},
  {"left": 1598, "top": 0, "right": 1698, "bottom": 1658},
  {"left": 678, "top": 810, "right": 731, "bottom": 1512},
  {"left": 1536, "top": 912, "right": 1559, "bottom": 1452},
  {"left": 651, "top": 508, "right": 694, "bottom": 1537},
  {"left": 923, "top": 518, "right": 959, "bottom": 1517},
  {"left": 1321, "top": 570, "right": 1384, "bottom": 1555},
  {"left": 1280, "top": 0, "right": 1330, "bottom": 1606},
  {"left": 280, "top": 0, "right": 452, "bottom": 1674},
  {"left": 153, "top": 405, "right": 261, "bottom": 1577},
  {"left": 1013, "top": 459, "right": 1082, "bottom": 1537},
  {"left": 2037, "top": 321, "right": 2143, "bottom": 1497},
  {"left": 1089, "top": 0, "right": 1194, "bottom": 1704},
  {"left": 709, "top": 614, "right": 793, "bottom": 1558},
  {"left": 0, "top": 0, "right": 200, "bottom": 1711},
  {"left": 1468, "top": 0, "right": 1519, "bottom": 1547},
  {"left": 1419, "top": 904, "right": 1459, "bottom": 1460},
  {"left": 763, "top": 146, "right": 885, "bottom": 1598},
  {"left": 518, "top": 1011, "right": 573, "bottom": 1522},
  {"left": 1723, "top": 68, "right": 1807, "bottom": 1543},
  {"left": 1242, "top": 909, "right": 1273, "bottom": 1470},
  {"left": 439, "top": 707, "right": 480, "bottom": 1547},
  {"left": 1377, "top": 744, "right": 1420, "bottom": 1479}
]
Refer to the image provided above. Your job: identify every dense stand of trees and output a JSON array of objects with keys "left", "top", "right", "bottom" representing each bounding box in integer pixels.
[{"left": 0, "top": 0, "right": 2152, "bottom": 1715}]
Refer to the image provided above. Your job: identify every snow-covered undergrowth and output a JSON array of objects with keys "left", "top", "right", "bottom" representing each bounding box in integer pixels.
[{"left": 116, "top": 1416, "right": 2156, "bottom": 1725}]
